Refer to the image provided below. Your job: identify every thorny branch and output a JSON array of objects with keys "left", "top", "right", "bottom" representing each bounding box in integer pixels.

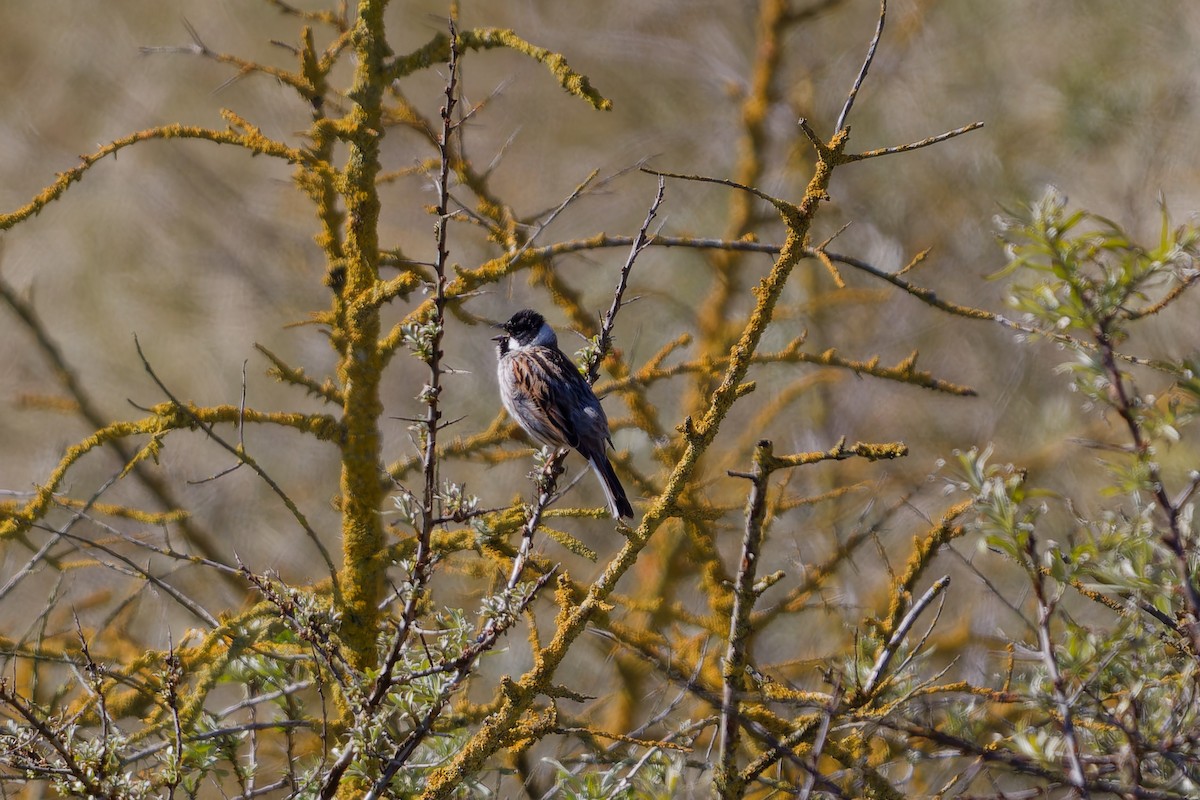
[
  {"left": 716, "top": 441, "right": 775, "bottom": 799},
  {"left": 319, "top": 20, "right": 462, "bottom": 799},
  {"left": 1023, "top": 531, "right": 1090, "bottom": 799},
  {"left": 717, "top": 439, "right": 906, "bottom": 798},
  {"left": 589, "top": 174, "right": 666, "bottom": 385}
]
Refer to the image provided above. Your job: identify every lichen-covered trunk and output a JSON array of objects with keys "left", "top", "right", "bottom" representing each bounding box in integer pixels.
[{"left": 336, "top": 0, "right": 391, "bottom": 671}]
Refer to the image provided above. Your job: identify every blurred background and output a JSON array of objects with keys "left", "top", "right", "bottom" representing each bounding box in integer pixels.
[{"left": 2, "top": 0, "right": 1200, "bottom": 744}]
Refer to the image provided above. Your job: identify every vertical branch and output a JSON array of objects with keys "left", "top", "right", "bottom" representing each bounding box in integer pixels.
[
  {"left": 690, "top": 0, "right": 792, "bottom": 407},
  {"left": 1095, "top": 322, "right": 1200, "bottom": 654},
  {"left": 335, "top": 0, "right": 391, "bottom": 669},
  {"left": 320, "top": 21, "right": 461, "bottom": 798},
  {"left": 163, "top": 642, "right": 184, "bottom": 800},
  {"left": 391, "top": 11, "right": 458, "bottom": 629},
  {"left": 588, "top": 175, "right": 666, "bottom": 384},
  {"left": 417, "top": 15, "right": 458, "bottom": 593},
  {"left": 716, "top": 440, "right": 775, "bottom": 800},
  {"left": 294, "top": 25, "right": 348, "bottom": 287},
  {"left": 506, "top": 453, "right": 564, "bottom": 590},
  {"left": 834, "top": 0, "right": 886, "bottom": 133},
  {"left": 1024, "top": 533, "right": 1090, "bottom": 799}
]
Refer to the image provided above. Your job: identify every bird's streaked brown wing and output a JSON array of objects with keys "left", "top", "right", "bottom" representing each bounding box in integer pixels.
[{"left": 504, "top": 347, "right": 585, "bottom": 449}]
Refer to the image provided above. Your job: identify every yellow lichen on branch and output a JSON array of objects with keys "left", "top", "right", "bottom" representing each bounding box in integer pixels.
[
  {"left": 0, "top": 121, "right": 318, "bottom": 231},
  {"left": 0, "top": 405, "right": 339, "bottom": 541},
  {"left": 389, "top": 28, "right": 612, "bottom": 111}
]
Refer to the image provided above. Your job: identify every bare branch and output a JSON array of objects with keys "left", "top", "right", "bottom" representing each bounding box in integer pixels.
[
  {"left": 507, "top": 449, "right": 567, "bottom": 590},
  {"left": 716, "top": 440, "right": 775, "bottom": 799},
  {"left": 132, "top": 336, "right": 339, "bottom": 586},
  {"left": 589, "top": 175, "right": 666, "bottom": 384},
  {"left": 0, "top": 120, "right": 318, "bottom": 232},
  {"left": 861, "top": 576, "right": 949, "bottom": 698},
  {"left": 642, "top": 167, "right": 785, "bottom": 211},
  {"left": 835, "top": 0, "right": 886, "bottom": 133},
  {"left": 842, "top": 121, "right": 985, "bottom": 163}
]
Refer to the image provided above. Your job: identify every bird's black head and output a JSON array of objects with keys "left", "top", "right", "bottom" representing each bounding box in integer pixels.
[{"left": 499, "top": 309, "right": 545, "bottom": 346}]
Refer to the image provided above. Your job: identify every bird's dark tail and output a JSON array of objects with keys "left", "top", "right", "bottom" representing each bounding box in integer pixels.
[{"left": 589, "top": 455, "right": 634, "bottom": 519}]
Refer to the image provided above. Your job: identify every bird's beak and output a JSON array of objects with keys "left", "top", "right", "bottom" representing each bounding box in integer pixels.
[{"left": 490, "top": 333, "right": 508, "bottom": 342}]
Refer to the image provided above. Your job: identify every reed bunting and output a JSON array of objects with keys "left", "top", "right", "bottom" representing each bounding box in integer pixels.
[{"left": 494, "top": 309, "right": 634, "bottom": 519}]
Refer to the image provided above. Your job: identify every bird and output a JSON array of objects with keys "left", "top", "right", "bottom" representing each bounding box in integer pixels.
[{"left": 493, "top": 309, "right": 634, "bottom": 519}]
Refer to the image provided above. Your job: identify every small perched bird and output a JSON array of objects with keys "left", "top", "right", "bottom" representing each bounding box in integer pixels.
[{"left": 494, "top": 309, "right": 634, "bottom": 519}]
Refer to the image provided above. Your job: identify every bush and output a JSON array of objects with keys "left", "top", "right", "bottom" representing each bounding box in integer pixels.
[{"left": 2, "top": 3, "right": 1199, "bottom": 799}]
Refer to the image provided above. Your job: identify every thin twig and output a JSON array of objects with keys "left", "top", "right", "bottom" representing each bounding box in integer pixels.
[
  {"left": 642, "top": 167, "right": 782, "bottom": 209},
  {"left": 0, "top": 532, "right": 62, "bottom": 604},
  {"left": 45, "top": 523, "right": 219, "bottom": 628},
  {"left": 71, "top": 509, "right": 241, "bottom": 577},
  {"left": 263, "top": 0, "right": 350, "bottom": 31},
  {"left": 716, "top": 440, "right": 775, "bottom": 799},
  {"left": 841, "top": 121, "right": 984, "bottom": 163},
  {"left": 821, "top": 247, "right": 1176, "bottom": 370},
  {"left": 362, "top": 568, "right": 557, "bottom": 800},
  {"left": 588, "top": 174, "right": 666, "bottom": 385},
  {"left": 1024, "top": 532, "right": 1090, "bottom": 799},
  {"left": 861, "top": 575, "right": 950, "bottom": 698},
  {"left": 835, "top": 0, "right": 886, "bottom": 133},
  {"left": 140, "top": 18, "right": 315, "bottom": 98},
  {"left": 797, "top": 682, "right": 841, "bottom": 800},
  {"left": 509, "top": 168, "right": 600, "bottom": 264},
  {"left": 188, "top": 359, "right": 249, "bottom": 484},
  {"left": 797, "top": 117, "right": 826, "bottom": 151},
  {"left": 132, "top": 336, "right": 339, "bottom": 587}
]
